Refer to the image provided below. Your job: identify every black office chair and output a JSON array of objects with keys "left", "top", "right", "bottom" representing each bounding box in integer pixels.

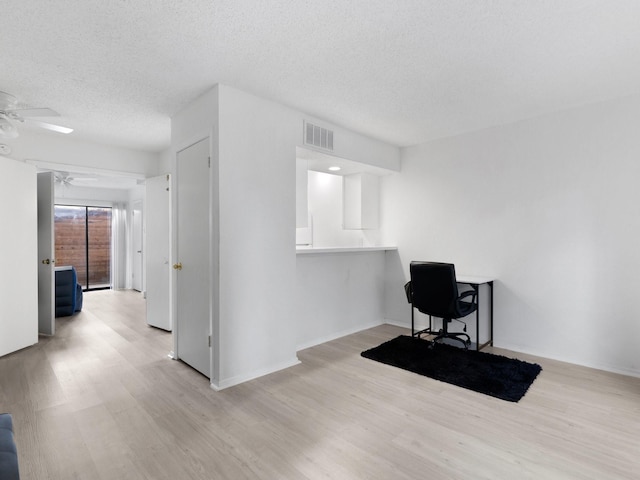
[{"left": 404, "top": 261, "right": 477, "bottom": 349}]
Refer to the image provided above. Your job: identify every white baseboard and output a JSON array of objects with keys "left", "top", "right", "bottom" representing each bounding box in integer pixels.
[
  {"left": 495, "top": 341, "right": 640, "bottom": 379},
  {"left": 384, "top": 318, "right": 432, "bottom": 331},
  {"left": 296, "top": 320, "right": 384, "bottom": 352},
  {"left": 210, "top": 356, "right": 301, "bottom": 391},
  {"left": 209, "top": 321, "right": 385, "bottom": 390},
  {"left": 385, "top": 321, "right": 640, "bottom": 379}
]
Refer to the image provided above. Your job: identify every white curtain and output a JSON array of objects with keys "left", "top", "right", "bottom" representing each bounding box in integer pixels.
[{"left": 111, "top": 202, "right": 128, "bottom": 289}]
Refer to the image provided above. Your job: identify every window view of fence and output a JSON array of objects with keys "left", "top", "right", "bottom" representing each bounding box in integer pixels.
[{"left": 54, "top": 205, "right": 112, "bottom": 290}]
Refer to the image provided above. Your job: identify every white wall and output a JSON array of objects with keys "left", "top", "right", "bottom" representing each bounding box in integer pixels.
[
  {"left": 382, "top": 94, "right": 640, "bottom": 377},
  {"left": 216, "top": 85, "right": 300, "bottom": 387},
  {"left": 218, "top": 85, "right": 400, "bottom": 387},
  {"left": 6, "top": 129, "right": 161, "bottom": 177},
  {"left": 158, "top": 147, "right": 172, "bottom": 175},
  {"left": 172, "top": 84, "right": 400, "bottom": 389},
  {"left": 296, "top": 251, "right": 387, "bottom": 350},
  {"left": 55, "top": 185, "right": 131, "bottom": 204},
  {"left": 307, "top": 170, "right": 381, "bottom": 247}
]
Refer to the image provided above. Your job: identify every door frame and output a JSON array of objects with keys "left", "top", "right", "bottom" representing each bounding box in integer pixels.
[
  {"left": 171, "top": 135, "right": 218, "bottom": 383},
  {"left": 37, "top": 171, "right": 55, "bottom": 335},
  {"left": 131, "top": 200, "right": 144, "bottom": 292}
]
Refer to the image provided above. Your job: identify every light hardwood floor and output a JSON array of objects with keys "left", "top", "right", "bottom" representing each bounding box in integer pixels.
[{"left": 1, "top": 289, "right": 639, "bottom": 479}]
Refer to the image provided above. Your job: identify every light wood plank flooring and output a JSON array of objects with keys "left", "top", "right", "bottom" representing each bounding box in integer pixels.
[{"left": 1, "top": 289, "right": 639, "bottom": 479}]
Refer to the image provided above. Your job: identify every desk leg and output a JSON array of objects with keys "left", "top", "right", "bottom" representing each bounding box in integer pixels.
[
  {"left": 476, "top": 281, "right": 494, "bottom": 351},
  {"left": 489, "top": 281, "right": 494, "bottom": 347},
  {"left": 412, "top": 306, "right": 418, "bottom": 337},
  {"left": 474, "top": 285, "right": 480, "bottom": 351}
]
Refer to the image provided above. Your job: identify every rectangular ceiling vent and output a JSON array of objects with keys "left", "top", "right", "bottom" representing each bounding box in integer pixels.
[{"left": 304, "top": 121, "right": 334, "bottom": 151}]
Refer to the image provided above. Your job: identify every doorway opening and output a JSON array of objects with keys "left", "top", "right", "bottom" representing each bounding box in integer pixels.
[{"left": 54, "top": 205, "right": 112, "bottom": 291}]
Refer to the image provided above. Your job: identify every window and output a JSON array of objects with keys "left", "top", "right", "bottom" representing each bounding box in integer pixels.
[{"left": 54, "top": 205, "right": 112, "bottom": 290}]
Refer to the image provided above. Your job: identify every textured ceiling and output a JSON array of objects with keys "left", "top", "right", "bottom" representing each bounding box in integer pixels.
[{"left": 2, "top": 0, "right": 640, "bottom": 152}]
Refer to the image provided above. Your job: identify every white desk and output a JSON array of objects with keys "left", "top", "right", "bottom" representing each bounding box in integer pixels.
[
  {"left": 296, "top": 246, "right": 398, "bottom": 255},
  {"left": 456, "top": 275, "right": 495, "bottom": 351}
]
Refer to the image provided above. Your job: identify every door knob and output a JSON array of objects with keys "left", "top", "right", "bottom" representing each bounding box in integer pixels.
[
  {"left": 173, "top": 263, "right": 183, "bottom": 270},
  {"left": 42, "top": 258, "right": 50, "bottom": 265}
]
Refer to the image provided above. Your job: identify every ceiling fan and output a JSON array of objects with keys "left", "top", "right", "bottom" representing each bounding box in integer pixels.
[
  {"left": 53, "top": 171, "right": 100, "bottom": 189},
  {"left": 0, "top": 90, "right": 73, "bottom": 139},
  {"left": 54, "top": 172, "right": 74, "bottom": 188}
]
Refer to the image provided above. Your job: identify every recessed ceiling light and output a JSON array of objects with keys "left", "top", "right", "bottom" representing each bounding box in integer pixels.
[{"left": 328, "top": 166, "right": 341, "bottom": 171}]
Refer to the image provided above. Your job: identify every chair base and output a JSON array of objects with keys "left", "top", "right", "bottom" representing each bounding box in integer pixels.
[
  {"left": 411, "top": 307, "right": 472, "bottom": 349},
  {"left": 414, "top": 329, "right": 471, "bottom": 349},
  {"left": 432, "top": 331, "right": 471, "bottom": 349},
  {"left": 413, "top": 316, "right": 471, "bottom": 350}
]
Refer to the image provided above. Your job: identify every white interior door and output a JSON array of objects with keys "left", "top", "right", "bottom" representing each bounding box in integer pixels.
[
  {"left": 146, "top": 174, "right": 172, "bottom": 331},
  {"left": 132, "top": 201, "right": 143, "bottom": 292},
  {"left": 0, "top": 158, "right": 38, "bottom": 357},
  {"left": 175, "top": 138, "right": 211, "bottom": 377},
  {"left": 37, "top": 171, "right": 55, "bottom": 335}
]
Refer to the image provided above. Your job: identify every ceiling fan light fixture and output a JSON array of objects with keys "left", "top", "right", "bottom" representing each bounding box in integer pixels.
[
  {"left": 0, "top": 113, "right": 19, "bottom": 139},
  {"left": 31, "top": 120, "right": 74, "bottom": 134}
]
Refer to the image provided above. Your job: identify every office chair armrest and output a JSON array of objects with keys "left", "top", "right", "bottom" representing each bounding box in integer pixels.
[
  {"left": 458, "top": 289, "right": 477, "bottom": 304},
  {"left": 404, "top": 281, "right": 412, "bottom": 303}
]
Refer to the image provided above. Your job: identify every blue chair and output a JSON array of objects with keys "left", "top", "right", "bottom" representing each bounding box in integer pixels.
[
  {"left": 55, "top": 266, "right": 83, "bottom": 317},
  {"left": 0, "top": 414, "right": 20, "bottom": 480}
]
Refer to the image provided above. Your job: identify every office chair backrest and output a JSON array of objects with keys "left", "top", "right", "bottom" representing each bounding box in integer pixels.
[{"left": 409, "top": 261, "right": 459, "bottom": 318}]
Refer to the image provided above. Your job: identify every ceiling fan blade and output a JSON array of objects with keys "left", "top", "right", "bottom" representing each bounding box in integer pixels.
[
  {"left": 0, "top": 91, "right": 18, "bottom": 108},
  {"left": 28, "top": 119, "right": 73, "bottom": 134},
  {"left": 14, "top": 107, "right": 60, "bottom": 118},
  {"left": 0, "top": 114, "right": 19, "bottom": 139}
]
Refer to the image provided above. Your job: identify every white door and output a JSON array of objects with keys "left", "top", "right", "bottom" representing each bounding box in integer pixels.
[
  {"left": 37, "top": 172, "right": 55, "bottom": 335},
  {"left": 132, "top": 201, "right": 143, "bottom": 292},
  {"left": 175, "top": 138, "right": 210, "bottom": 377},
  {"left": 146, "top": 174, "right": 171, "bottom": 330},
  {"left": 0, "top": 158, "right": 38, "bottom": 357}
]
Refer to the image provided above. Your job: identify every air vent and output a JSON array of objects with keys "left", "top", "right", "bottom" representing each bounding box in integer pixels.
[{"left": 304, "top": 121, "right": 334, "bottom": 151}]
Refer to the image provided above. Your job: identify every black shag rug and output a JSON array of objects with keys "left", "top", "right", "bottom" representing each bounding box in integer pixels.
[{"left": 361, "top": 335, "right": 542, "bottom": 402}]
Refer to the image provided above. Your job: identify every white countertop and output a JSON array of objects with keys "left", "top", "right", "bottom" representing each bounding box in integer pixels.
[
  {"left": 456, "top": 274, "right": 496, "bottom": 284},
  {"left": 296, "top": 246, "right": 398, "bottom": 255}
]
